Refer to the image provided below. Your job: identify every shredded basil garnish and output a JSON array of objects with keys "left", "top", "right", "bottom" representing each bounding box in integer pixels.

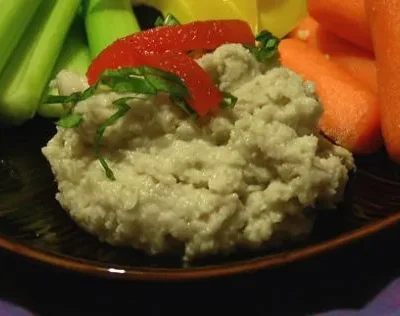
[
  {"left": 220, "top": 92, "right": 238, "bottom": 109},
  {"left": 45, "top": 65, "right": 235, "bottom": 180},
  {"left": 57, "top": 113, "right": 84, "bottom": 128},
  {"left": 44, "top": 66, "right": 194, "bottom": 179},
  {"left": 47, "top": 65, "right": 192, "bottom": 129},
  {"left": 246, "top": 30, "right": 280, "bottom": 63},
  {"left": 93, "top": 97, "right": 133, "bottom": 180},
  {"left": 155, "top": 14, "right": 181, "bottom": 27},
  {"left": 169, "top": 95, "right": 197, "bottom": 116}
]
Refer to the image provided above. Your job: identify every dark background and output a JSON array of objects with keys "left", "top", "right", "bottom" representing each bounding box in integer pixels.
[{"left": 1, "top": 221, "right": 400, "bottom": 316}]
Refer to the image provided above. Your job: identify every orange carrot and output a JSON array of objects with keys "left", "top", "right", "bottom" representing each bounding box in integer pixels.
[
  {"left": 278, "top": 38, "right": 382, "bottom": 154},
  {"left": 308, "top": 0, "right": 372, "bottom": 52},
  {"left": 289, "top": 16, "right": 378, "bottom": 93},
  {"left": 365, "top": 0, "right": 400, "bottom": 163}
]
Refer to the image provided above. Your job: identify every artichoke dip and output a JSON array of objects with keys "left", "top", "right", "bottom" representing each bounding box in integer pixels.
[{"left": 42, "top": 44, "right": 354, "bottom": 262}]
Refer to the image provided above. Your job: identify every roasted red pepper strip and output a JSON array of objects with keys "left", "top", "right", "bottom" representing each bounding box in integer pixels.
[
  {"left": 120, "top": 19, "right": 255, "bottom": 52},
  {"left": 87, "top": 20, "right": 255, "bottom": 115},
  {"left": 87, "top": 49, "right": 222, "bottom": 116}
]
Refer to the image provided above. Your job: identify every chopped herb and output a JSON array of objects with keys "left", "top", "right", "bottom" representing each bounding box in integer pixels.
[
  {"left": 44, "top": 64, "right": 238, "bottom": 180},
  {"left": 57, "top": 113, "right": 84, "bottom": 128},
  {"left": 45, "top": 65, "right": 190, "bottom": 128},
  {"left": 220, "top": 91, "right": 238, "bottom": 109},
  {"left": 45, "top": 66, "right": 190, "bottom": 109},
  {"left": 101, "top": 73, "right": 157, "bottom": 95},
  {"left": 154, "top": 17, "right": 164, "bottom": 27},
  {"left": 142, "top": 66, "right": 190, "bottom": 98},
  {"left": 154, "top": 14, "right": 181, "bottom": 27},
  {"left": 45, "top": 95, "right": 73, "bottom": 104},
  {"left": 79, "top": 84, "right": 99, "bottom": 101},
  {"left": 93, "top": 97, "right": 133, "bottom": 180},
  {"left": 169, "top": 95, "right": 197, "bottom": 116},
  {"left": 245, "top": 30, "right": 280, "bottom": 63},
  {"left": 44, "top": 66, "right": 195, "bottom": 179}
]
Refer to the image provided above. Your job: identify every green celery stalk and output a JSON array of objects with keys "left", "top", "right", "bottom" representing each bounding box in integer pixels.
[
  {"left": 53, "top": 16, "right": 91, "bottom": 76},
  {"left": 84, "top": 0, "right": 141, "bottom": 58},
  {"left": 38, "top": 15, "right": 91, "bottom": 119},
  {"left": 0, "top": 0, "right": 81, "bottom": 126},
  {"left": 0, "top": 0, "right": 43, "bottom": 76}
]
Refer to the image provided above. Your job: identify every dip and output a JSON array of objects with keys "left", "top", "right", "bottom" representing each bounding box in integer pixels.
[{"left": 42, "top": 44, "right": 354, "bottom": 261}]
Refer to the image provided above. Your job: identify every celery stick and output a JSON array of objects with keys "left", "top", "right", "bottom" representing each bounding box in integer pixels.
[
  {"left": 53, "top": 17, "right": 91, "bottom": 76},
  {"left": 85, "top": 0, "right": 141, "bottom": 58},
  {"left": 0, "top": 0, "right": 43, "bottom": 76},
  {"left": 38, "top": 16, "right": 91, "bottom": 119},
  {"left": 0, "top": 0, "right": 81, "bottom": 126}
]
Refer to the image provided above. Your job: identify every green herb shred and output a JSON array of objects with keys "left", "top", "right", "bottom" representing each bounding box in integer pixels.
[
  {"left": 93, "top": 97, "right": 133, "bottom": 180},
  {"left": 246, "top": 30, "right": 280, "bottom": 63},
  {"left": 220, "top": 91, "right": 238, "bottom": 109},
  {"left": 44, "top": 65, "right": 234, "bottom": 180},
  {"left": 57, "top": 113, "right": 84, "bottom": 128},
  {"left": 154, "top": 14, "right": 181, "bottom": 27}
]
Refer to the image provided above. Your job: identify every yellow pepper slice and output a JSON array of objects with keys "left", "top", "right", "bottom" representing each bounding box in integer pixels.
[
  {"left": 257, "top": 0, "right": 307, "bottom": 38},
  {"left": 134, "top": 0, "right": 307, "bottom": 38}
]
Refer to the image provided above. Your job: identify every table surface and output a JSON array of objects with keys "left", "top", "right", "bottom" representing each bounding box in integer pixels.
[{"left": 1, "top": 221, "right": 400, "bottom": 316}]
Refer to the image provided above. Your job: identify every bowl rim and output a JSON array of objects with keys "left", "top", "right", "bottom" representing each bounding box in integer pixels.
[{"left": 1, "top": 211, "right": 400, "bottom": 281}]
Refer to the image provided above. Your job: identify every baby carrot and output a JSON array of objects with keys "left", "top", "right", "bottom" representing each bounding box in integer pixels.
[
  {"left": 308, "top": 0, "right": 372, "bottom": 52},
  {"left": 289, "top": 16, "right": 378, "bottom": 93},
  {"left": 278, "top": 38, "right": 382, "bottom": 154},
  {"left": 365, "top": 0, "right": 400, "bottom": 163}
]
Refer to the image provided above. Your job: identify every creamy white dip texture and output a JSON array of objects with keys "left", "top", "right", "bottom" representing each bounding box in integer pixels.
[{"left": 42, "top": 44, "right": 354, "bottom": 261}]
